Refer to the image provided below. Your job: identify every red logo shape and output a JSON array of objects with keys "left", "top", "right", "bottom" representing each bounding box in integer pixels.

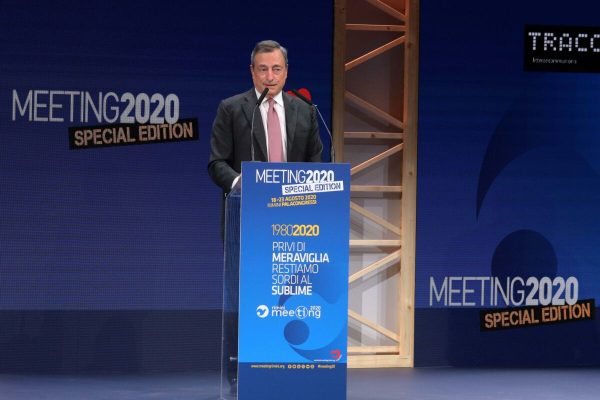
[
  {"left": 287, "top": 87, "right": 312, "bottom": 101},
  {"left": 330, "top": 349, "right": 342, "bottom": 361}
]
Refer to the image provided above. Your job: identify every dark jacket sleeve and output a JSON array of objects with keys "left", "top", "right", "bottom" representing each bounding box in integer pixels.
[
  {"left": 306, "top": 105, "right": 323, "bottom": 162},
  {"left": 208, "top": 100, "right": 239, "bottom": 191}
]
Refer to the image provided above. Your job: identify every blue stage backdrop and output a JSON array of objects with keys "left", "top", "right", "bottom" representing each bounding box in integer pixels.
[
  {"left": 416, "top": 0, "right": 600, "bottom": 367},
  {"left": 0, "top": 0, "right": 333, "bottom": 373}
]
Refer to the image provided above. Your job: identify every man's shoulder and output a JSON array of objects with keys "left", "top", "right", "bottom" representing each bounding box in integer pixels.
[
  {"left": 221, "top": 89, "right": 254, "bottom": 107},
  {"left": 283, "top": 91, "right": 312, "bottom": 113}
]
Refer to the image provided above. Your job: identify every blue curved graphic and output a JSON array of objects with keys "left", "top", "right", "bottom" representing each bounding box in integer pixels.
[
  {"left": 491, "top": 230, "right": 557, "bottom": 278},
  {"left": 284, "top": 320, "right": 310, "bottom": 345},
  {"left": 476, "top": 75, "right": 600, "bottom": 217},
  {"left": 290, "top": 326, "right": 346, "bottom": 362}
]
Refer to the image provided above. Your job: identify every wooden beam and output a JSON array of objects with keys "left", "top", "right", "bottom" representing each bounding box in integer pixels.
[
  {"left": 348, "top": 309, "right": 399, "bottom": 342},
  {"left": 350, "top": 143, "right": 403, "bottom": 175},
  {"left": 344, "top": 131, "right": 403, "bottom": 140},
  {"left": 351, "top": 201, "right": 401, "bottom": 235},
  {"left": 351, "top": 185, "right": 402, "bottom": 193},
  {"left": 348, "top": 354, "right": 410, "bottom": 368},
  {"left": 345, "top": 36, "right": 405, "bottom": 71},
  {"left": 346, "top": 24, "right": 405, "bottom": 32},
  {"left": 396, "top": 0, "right": 419, "bottom": 366},
  {"left": 345, "top": 90, "right": 404, "bottom": 128},
  {"left": 332, "top": 0, "right": 347, "bottom": 162},
  {"left": 349, "top": 249, "right": 401, "bottom": 283},
  {"left": 348, "top": 345, "right": 399, "bottom": 354},
  {"left": 350, "top": 239, "right": 401, "bottom": 248},
  {"left": 365, "top": 0, "right": 406, "bottom": 22}
]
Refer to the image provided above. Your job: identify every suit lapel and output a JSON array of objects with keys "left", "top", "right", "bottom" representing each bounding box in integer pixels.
[
  {"left": 241, "top": 89, "right": 268, "bottom": 161},
  {"left": 283, "top": 92, "right": 297, "bottom": 159}
]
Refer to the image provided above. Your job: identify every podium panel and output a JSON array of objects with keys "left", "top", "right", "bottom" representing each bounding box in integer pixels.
[
  {"left": 236, "top": 162, "right": 350, "bottom": 400},
  {"left": 221, "top": 189, "right": 241, "bottom": 399}
]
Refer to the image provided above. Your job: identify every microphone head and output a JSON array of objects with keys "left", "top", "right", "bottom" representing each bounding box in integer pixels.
[{"left": 290, "top": 88, "right": 313, "bottom": 106}]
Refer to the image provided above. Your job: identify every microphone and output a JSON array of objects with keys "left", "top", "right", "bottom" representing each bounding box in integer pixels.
[
  {"left": 256, "top": 87, "right": 269, "bottom": 106},
  {"left": 291, "top": 88, "right": 335, "bottom": 163},
  {"left": 251, "top": 88, "right": 269, "bottom": 161},
  {"left": 290, "top": 88, "right": 313, "bottom": 106}
]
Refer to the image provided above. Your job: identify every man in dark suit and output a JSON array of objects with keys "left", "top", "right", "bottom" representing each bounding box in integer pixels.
[
  {"left": 208, "top": 39, "right": 323, "bottom": 191},
  {"left": 208, "top": 40, "right": 323, "bottom": 395}
]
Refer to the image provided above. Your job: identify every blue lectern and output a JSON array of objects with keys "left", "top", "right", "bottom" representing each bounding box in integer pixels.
[{"left": 220, "top": 162, "right": 350, "bottom": 400}]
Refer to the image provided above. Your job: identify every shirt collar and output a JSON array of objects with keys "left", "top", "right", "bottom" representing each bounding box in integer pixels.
[{"left": 254, "top": 88, "right": 284, "bottom": 107}]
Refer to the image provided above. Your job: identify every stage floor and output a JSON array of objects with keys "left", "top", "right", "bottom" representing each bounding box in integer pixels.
[{"left": 1, "top": 368, "right": 599, "bottom": 399}]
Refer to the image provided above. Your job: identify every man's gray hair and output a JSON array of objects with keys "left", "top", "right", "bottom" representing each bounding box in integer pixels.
[{"left": 250, "top": 40, "right": 288, "bottom": 66}]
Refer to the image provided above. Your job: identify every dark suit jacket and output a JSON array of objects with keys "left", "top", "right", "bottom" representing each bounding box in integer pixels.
[{"left": 208, "top": 89, "right": 323, "bottom": 191}]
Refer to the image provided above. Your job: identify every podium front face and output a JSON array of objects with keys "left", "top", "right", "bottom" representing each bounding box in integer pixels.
[
  {"left": 220, "top": 189, "right": 241, "bottom": 399},
  {"left": 236, "top": 162, "right": 350, "bottom": 400}
]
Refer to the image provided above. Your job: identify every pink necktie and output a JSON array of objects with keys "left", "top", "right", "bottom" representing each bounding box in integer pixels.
[{"left": 267, "top": 98, "right": 284, "bottom": 162}]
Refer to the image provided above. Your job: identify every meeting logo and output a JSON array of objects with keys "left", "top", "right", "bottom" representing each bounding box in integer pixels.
[
  {"left": 11, "top": 89, "right": 199, "bottom": 149},
  {"left": 524, "top": 25, "right": 600, "bottom": 72},
  {"left": 256, "top": 305, "right": 269, "bottom": 318},
  {"left": 255, "top": 304, "right": 321, "bottom": 320}
]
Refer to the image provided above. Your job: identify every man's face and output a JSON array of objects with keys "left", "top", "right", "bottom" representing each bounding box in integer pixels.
[{"left": 250, "top": 49, "right": 288, "bottom": 98}]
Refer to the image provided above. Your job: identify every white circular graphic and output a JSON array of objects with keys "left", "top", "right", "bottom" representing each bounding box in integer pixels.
[{"left": 256, "top": 305, "right": 269, "bottom": 318}]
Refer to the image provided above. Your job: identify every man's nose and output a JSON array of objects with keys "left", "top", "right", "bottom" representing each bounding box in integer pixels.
[{"left": 266, "top": 69, "right": 275, "bottom": 80}]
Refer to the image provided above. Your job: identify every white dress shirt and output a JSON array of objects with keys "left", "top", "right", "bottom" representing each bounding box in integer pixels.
[
  {"left": 230, "top": 89, "right": 289, "bottom": 189},
  {"left": 255, "top": 88, "right": 287, "bottom": 162}
]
